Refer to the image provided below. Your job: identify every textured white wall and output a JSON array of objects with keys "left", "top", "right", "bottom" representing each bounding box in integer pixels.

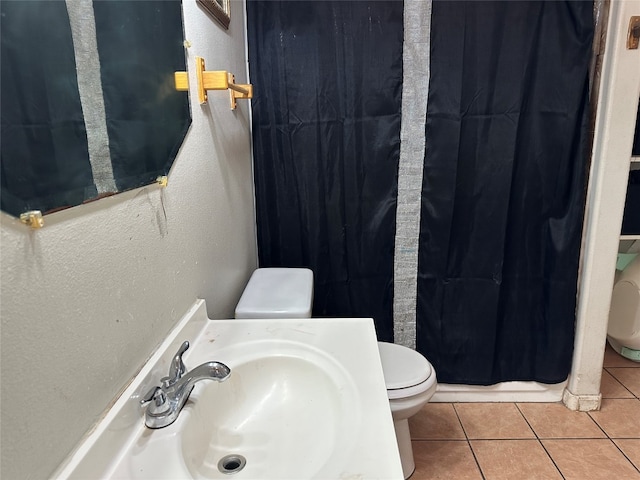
[{"left": 0, "top": 1, "right": 256, "bottom": 477}]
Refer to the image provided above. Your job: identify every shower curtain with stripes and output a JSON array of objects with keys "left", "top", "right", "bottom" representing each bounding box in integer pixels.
[{"left": 247, "top": 0, "right": 594, "bottom": 385}]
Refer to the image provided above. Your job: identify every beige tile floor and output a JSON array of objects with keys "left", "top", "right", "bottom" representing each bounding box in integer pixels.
[{"left": 409, "top": 344, "right": 640, "bottom": 479}]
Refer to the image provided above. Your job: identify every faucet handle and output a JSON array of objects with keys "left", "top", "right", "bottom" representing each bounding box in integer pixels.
[
  {"left": 167, "top": 340, "right": 190, "bottom": 385},
  {"left": 140, "top": 386, "right": 169, "bottom": 415}
]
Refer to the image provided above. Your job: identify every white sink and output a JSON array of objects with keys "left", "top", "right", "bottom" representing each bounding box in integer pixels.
[
  {"left": 54, "top": 300, "right": 403, "bottom": 480},
  {"left": 181, "top": 340, "right": 359, "bottom": 479}
]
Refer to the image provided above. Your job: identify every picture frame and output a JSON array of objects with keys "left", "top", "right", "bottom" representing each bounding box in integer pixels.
[{"left": 196, "top": 0, "right": 230, "bottom": 30}]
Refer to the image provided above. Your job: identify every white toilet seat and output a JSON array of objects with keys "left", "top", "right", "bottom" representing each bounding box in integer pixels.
[
  {"left": 387, "top": 376, "right": 437, "bottom": 400},
  {"left": 378, "top": 341, "right": 436, "bottom": 400}
]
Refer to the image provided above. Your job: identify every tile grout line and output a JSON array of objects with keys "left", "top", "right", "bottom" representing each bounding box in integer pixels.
[
  {"left": 604, "top": 424, "right": 640, "bottom": 475},
  {"left": 604, "top": 366, "right": 638, "bottom": 398},
  {"left": 452, "top": 403, "right": 487, "bottom": 480},
  {"left": 535, "top": 440, "right": 567, "bottom": 480},
  {"left": 613, "top": 441, "right": 640, "bottom": 475},
  {"left": 411, "top": 439, "right": 470, "bottom": 442},
  {"left": 592, "top": 370, "right": 640, "bottom": 475},
  {"left": 514, "top": 403, "right": 566, "bottom": 479},
  {"left": 451, "top": 403, "right": 469, "bottom": 440},
  {"left": 587, "top": 409, "right": 615, "bottom": 440},
  {"left": 609, "top": 434, "right": 640, "bottom": 475}
]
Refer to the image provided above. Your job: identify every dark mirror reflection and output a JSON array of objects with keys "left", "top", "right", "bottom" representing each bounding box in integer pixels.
[
  {"left": 0, "top": 0, "right": 191, "bottom": 218},
  {"left": 623, "top": 100, "right": 640, "bottom": 235}
]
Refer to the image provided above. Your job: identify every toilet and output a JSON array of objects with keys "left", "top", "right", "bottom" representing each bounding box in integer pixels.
[
  {"left": 607, "top": 254, "right": 640, "bottom": 362},
  {"left": 235, "top": 267, "right": 438, "bottom": 479}
]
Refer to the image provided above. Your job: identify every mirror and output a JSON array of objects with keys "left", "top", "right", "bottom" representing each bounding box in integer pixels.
[{"left": 0, "top": 0, "right": 191, "bottom": 219}]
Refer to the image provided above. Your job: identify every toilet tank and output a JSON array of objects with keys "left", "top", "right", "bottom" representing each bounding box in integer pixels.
[
  {"left": 607, "top": 255, "right": 640, "bottom": 350},
  {"left": 235, "top": 268, "right": 314, "bottom": 319}
]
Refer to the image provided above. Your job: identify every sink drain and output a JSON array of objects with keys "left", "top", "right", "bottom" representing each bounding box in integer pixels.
[{"left": 218, "top": 454, "right": 247, "bottom": 475}]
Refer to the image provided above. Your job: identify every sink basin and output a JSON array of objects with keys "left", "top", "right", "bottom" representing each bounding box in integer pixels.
[
  {"left": 54, "top": 300, "right": 403, "bottom": 480},
  {"left": 181, "top": 341, "right": 358, "bottom": 479}
]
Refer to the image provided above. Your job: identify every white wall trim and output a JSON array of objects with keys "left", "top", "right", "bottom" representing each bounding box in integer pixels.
[{"left": 565, "top": 0, "right": 640, "bottom": 411}]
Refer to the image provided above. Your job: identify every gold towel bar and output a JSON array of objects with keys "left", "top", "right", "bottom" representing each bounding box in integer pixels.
[{"left": 174, "top": 56, "right": 253, "bottom": 110}]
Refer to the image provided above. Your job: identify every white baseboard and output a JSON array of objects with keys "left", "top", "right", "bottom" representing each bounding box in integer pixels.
[
  {"left": 562, "top": 387, "right": 602, "bottom": 411},
  {"left": 431, "top": 380, "right": 567, "bottom": 403}
]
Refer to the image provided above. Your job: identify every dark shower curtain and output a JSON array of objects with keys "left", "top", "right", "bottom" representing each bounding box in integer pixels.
[
  {"left": 417, "top": 1, "right": 593, "bottom": 384},
  {"left": 248, "top": 0, "right": 593, "bottom": 385},
  {"left": 247, "top": 1, "right": 404, "bottom": 342}
]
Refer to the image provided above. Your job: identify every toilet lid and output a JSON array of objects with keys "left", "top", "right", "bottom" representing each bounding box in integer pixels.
[{"left": 377, "top": 341, "right": 432, "bottom": 390}]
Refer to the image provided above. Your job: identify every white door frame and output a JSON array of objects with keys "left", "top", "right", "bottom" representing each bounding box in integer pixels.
[{"left": 564, "top": 0, "right": 640, "bottom": 411}]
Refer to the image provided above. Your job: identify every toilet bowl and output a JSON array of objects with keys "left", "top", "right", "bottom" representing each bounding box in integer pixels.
[
  {"left": 235, "top": 268, "right": 438, "bottom": 479},
  {"left": 607, "top": 254, "right": 640, "bottom": 362},
  {"left": 378, "top": 341, "right": 438, "bottom": 478}
]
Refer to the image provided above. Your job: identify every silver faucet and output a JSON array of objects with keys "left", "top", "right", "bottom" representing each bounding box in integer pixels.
[{"left": 140, "top": 340, "right": 231, "bottom": 429}]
